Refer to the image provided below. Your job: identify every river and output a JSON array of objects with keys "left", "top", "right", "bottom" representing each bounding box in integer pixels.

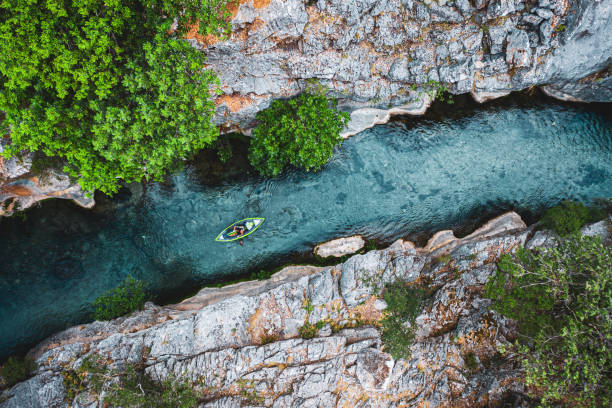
[{"left": 0, "top": 95, "right": 610, "bottom": 357}]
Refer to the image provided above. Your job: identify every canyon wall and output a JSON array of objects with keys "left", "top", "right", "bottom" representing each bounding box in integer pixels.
[{"left": 1, "top": 213, "right": 610, "bottom": 407}]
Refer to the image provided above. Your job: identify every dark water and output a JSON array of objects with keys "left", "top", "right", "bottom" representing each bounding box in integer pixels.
[{"left": 0, "top": 96, "right": 611, "bottom": 357}]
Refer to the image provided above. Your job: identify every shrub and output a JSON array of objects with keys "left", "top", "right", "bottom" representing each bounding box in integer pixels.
[
  {"left": 463, "top": 351, "right": 478, "bottom": 372},
  {"left": 0, "top": 0, "right": 232, "bottom": 194},
  {"left": 62, "top": 356, "right": 197, "bottom": 407},
  {"left": 106, "top": 365, "right": 197, "bottom": 408},
  {"left": 380, "top": 283, "right": 425, "bottom": 360},
  {"left": 250, "top": 269, "right": 272, "bottom": 281},
  {"left": 540, "top": 200, "right": 604, "bottom": 236},
  {"left": 248, "top": 92, "right": 350, "bottom": 177},
  {"left": 0, "top": 356, "right": 37, "bottom": 387},
  {"left": 298, "top": 322, "right": 318, "bottom": 339},
  {"left": 93, "top": 276, "right": 147, "bottom": 321},
  {"left": 485, "top": 235, "right": 612, "bottom": 407}
]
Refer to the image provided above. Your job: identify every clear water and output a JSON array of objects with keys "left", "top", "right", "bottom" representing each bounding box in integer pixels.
[{"left": 0, "top": 98, "right": 611, "bottom": 357}]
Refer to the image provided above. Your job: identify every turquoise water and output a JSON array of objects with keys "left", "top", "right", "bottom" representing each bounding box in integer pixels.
[{"left": 0, "top": 97, "right": 611, "bottom": 357}]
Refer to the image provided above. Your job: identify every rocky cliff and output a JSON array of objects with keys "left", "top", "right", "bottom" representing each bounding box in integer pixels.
[
  {"left": 0, "top": 138, "right": 94, "bottom": 217},
  {"left": 2, "top": 212, "right": 610, "bottom": 407},
  {"left": 203, "top": 0, "right": 612, "bottom": 133}
]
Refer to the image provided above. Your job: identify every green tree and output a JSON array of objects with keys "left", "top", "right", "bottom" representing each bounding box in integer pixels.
[
  {"left": 485, "top": 235, "right": 612, "bottom": 407},
  {"left": 540, "top": 200, "right": 604, "bottom": 236},
  {"left": 93, "top": 276, "right": 148, "bottom": 320},
  {"left": 0, "top": 0, "right": 230, "bottom": 194},
  {"left": 248, "top": 92, "right": 350, "bottom": 177}
]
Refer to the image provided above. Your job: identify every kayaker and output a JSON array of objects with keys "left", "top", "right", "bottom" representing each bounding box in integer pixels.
[{"left": 233, "top": 225, "right": 245, "bottom": 245}]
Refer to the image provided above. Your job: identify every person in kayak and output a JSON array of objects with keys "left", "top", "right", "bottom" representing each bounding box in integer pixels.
[{"left": 233, "top": 224, "right": 246, "bottom": 245}]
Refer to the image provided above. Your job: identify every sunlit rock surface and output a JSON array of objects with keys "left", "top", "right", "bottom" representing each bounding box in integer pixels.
[
  {"left": 4, "top": 212, "right": 607, "bottom": 407},
  {"left": 201, "top": 0, "right": 612, "bottom": 133},
  {"left": 0, "top": 139, "right": 94, "bottom": 217},
  {"left": 314, "top": 235, "right": 365, "bottom": 258}
]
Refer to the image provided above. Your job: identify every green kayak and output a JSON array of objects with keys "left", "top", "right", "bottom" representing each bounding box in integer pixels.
[{"left": 215, "top": 217, "right": 265, "bottom": 242}]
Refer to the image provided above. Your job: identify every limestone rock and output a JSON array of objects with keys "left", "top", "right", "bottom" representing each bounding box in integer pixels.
[
  {"left": 505, "top": 29, "right": 532, "bottom": 68},
  {"left": 314, "top": 235, "right": 365, "bottom": 258}
]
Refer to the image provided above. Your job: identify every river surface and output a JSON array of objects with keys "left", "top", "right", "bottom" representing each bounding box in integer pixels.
[{"left": 0, "top": 96, "right": 611, "bottom": 357}]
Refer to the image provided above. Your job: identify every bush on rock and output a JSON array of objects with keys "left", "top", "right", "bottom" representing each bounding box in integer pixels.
[
  {"left": 485, "top": 235, "right": 612, "bottom": 407},
  {"left": 93, "top": 275, "right": 148, "bottom": 321},
  {"left": 248, "top": 92, "right": 350, "bottom": 177},
  {"left": 0, "top": 356, "right": 37, "bottom": 387}
]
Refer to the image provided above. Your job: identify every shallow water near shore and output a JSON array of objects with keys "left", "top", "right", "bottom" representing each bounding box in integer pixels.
[{"left": 1, "top": 95, "right": 611, "bottom": 358}]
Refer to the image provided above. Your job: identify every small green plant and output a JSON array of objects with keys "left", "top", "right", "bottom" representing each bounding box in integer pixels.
[
  {"left": 92, "top": 275, "right": 148, "bottom": 321},
  {"left": 314, "top": 320, "right": 327, "bottom": 329},
  {"left": 298, "top": 322, "right": 318, "bottom": 339},
  {"left": 555, "top": 24, "right": 566, "bottom": 32},
  {"left": 250, "top": 269, "right": 272, "bottom": 281},
  {"left": 463, "top": 351, "right": 478, "bottom": 372},
  {"left": 540, "top": 200, "right": 604, "bottom": 236},
  {"left": 216, "top": 139, "right": 233, "bottom": 163},
  {"left": 434, "top": 253, "right": 452, "bottom": 265},
  {"left": 481, "top": 24, "right": 489, "bottom": 33},
  {"left": 237, "top": 379, "right": 265, "bottom": 404},
  {"left": 365, "top": 239, "right": 378, "bottom": 251},
  {"left": 424, "top": 80, "right": 454, "bottom": 104},
  {"left": 303, "top": 298, "right": 315, "bottom": 314},
  {"left": 108, "top": 367, "right": 198, "bottom": 407},
  {"left": 380, "top": 282, "right": 426, "bottom": 359},
  {"left": 248, "top": 91, "right": 350, "bottom": 177},
  {"left": 0, "top": 356, "right": 37, "bottom": 387},
  {"left": 62, "top": 356, "right": 198, "bottom": 407},
  {"left": 258, "top": 333, "right": 279, "bottom": 345}
]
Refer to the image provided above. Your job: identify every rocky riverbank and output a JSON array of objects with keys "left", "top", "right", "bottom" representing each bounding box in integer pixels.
[
  {"left": 2, "top": 0, "right": 611, "bottom": 216},
  {"left": 2, "top": 212, "right": 609, "bottom": 407}
]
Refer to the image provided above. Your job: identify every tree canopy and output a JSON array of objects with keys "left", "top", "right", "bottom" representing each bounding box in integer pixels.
[
  {"left": 248, "top": 92, "right": 350, "bottom": 177},
  {"left": 485, "top": 235, "right": 612, "bottom": 407},
  {"left": 0, "top": 0, "right": 232, "bottom": 194}
]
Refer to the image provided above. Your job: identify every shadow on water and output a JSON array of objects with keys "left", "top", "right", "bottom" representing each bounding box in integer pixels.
[{"left": 1, "top": 90, "right": 611, "bottom": 358}]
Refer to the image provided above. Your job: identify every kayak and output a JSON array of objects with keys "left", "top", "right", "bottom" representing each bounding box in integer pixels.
[{"left": 215, "top": 217, "right": 265, "bottom": 242}]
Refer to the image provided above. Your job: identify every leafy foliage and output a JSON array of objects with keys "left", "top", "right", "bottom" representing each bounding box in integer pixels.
[
  {"left": 105, "top": 365, "right": 197, "bottom": 407},
  {"left": 0, "top": 356, "right": 37, "bottom": 387},
  {"left": 0, "top": 0, "right": 229, "bottom": 194},
  {"left": 539, "top": 200, "right": 604, "bottom": 236},
  {"left": 92, "top": 276, "right": 148, "bottom": 321},
  {"left": 250, "top": 269, "right": 272, "bottom": 280},
  {"left": 298, "top": 322, "right": 318, "bottom": 339},
  {"left": 485, "top": 235, "right": 612, "bottom": 407},
  {"left": 380, "top": 283, "right": 425, "bottom": 359},
  {"left": 62, "top": 356, "right": 198, "bottom": 407},
  {"left": 248, "top": 92, "right": 350, "bottom": 177}
]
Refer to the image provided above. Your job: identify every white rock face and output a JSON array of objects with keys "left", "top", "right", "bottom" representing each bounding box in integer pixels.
[
  {"left": 314, "top": 235, "right": 365, "bottom": 258},
  {"left": 0, "top": 139, "right": 93, "bottom": 216}
]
